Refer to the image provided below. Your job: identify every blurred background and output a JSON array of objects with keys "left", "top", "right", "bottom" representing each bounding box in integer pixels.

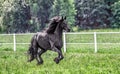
[{"left": 0, "top": 0, "right": 120, "bottom": 33}]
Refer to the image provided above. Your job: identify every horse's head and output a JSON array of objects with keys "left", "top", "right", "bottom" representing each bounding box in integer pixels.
[
  {"left": 59, "top": 16, "right": 70, "bottom": 32},
  {"left": 46, "top": 16, "right": 70, "bottom": 34}
]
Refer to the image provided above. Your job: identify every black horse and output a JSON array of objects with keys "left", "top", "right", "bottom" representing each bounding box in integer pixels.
[{"left": 27, "top": 16, "right": 70, "bottom": 65}]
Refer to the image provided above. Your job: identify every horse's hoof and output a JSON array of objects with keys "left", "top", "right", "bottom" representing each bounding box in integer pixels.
[
  {"left": 37, "top": 61, "right": 43, "bottom": 65},
  {"left": 54, "top": 58, "right": 59, "bottom": 64}
]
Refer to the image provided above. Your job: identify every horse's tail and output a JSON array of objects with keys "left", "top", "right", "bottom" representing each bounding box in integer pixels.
[
  {"left": 27, "top": 34, "right": 38, "bottom": 62},
  {"left": 28, "top": 34, "right": 38, "bottom": 55}
]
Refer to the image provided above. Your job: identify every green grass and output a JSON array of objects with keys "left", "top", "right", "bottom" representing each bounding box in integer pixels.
[
  {"left": 0, "top": 29, "right": 120, "bottom": 73},
  {"left": 0, "top": 51, "right": 120, "bottom": 74},
  {"left": 66, "top": 44, "right": 120, "bottom": 54}
]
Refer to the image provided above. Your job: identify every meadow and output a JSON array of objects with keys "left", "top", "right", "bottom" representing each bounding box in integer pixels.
[{"left": 0, "top": 29, "right": 120, "bottom": 74}]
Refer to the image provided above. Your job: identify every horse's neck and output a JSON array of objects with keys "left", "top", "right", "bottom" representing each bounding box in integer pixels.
[{"left": 54, "top": 24, "right": 63, "bottom": 40}]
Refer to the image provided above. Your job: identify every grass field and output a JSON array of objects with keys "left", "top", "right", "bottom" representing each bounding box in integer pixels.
[
  {"left": 0, "top": 51, "right": 120, "bottom": 74},
  {"left": 0, "top": 29, "right": 120, "bottom": 74}
]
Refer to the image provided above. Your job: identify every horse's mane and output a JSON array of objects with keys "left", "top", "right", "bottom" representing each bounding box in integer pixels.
[{"left": 46, "top": 16, "right": 62, "bottom": 34}]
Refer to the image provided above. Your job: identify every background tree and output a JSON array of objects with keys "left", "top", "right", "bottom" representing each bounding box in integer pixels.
[
  {"left": 52, "top": 0, "right": 76, "bottom": 30},
  {"left": 0, "top": 0, "right": 4, "bottom": 32},
  {"left": 36, "top": 0, "right": 54, "bottom": 30},
  {"left": 75, "top": 0, "right": 113, "bottom": 30},
  {"left": 0, "top": 0, "right": 120, "bottom": 33},
  {"left": 2, "top": 0, "right": 14, "bottom": 33},
  {"left": 2, "top": 0, "right": 31, "bottom": 33},
  {"left": 111, "top": 0, "right": 120, "bottom": 28}
]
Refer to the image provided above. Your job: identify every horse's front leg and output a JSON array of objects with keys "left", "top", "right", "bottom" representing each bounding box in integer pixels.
[{"left": 53, "top": 47, "right": 64, "bottom": 64}]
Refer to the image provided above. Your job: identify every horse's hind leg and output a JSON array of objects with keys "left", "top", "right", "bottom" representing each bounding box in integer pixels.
[
  {"left": 36, "top": 49, "right": 46, "bottom": 65},
  {"left": 28, "top": 53, "right": 34, "bottom": 62}
]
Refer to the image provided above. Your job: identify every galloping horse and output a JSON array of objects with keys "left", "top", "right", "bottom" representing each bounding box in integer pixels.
[{"left": 27, "top": 16, "right": 70, "bottom": 65}]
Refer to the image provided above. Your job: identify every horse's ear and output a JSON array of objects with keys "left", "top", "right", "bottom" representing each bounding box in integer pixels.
[
  {"left": 61, "top": 16, "right": 66, "bottom": 20},
  {"left": 64, "top": 16, "right": 66, "bottom": 20}
]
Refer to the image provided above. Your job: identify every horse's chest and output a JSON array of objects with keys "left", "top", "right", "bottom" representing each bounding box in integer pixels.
[{"left": 49, "top": 36, "right": 63, "bottom": 48}]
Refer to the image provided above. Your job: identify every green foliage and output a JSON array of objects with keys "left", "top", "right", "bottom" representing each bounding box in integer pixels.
[
  {"left": 2, "top": 0, "right": 31, "bottom": 33},
  {"left": 36, "top": 0, "right": 54, "bottom": 30},
  {"left": 75, "top": 0, "right": 113, "bottom": 29},
  {"left": 52, "top": 0, "right": 76, "bottom": 30},
  {"left": 0, "top": 0, "right": 120, "bottom": 33},
  {"left": 72, "top": 26, "right": 80, "bottom": 32},
  {"left": 111, "top": 0, "right": 120, "bottom": 28}
]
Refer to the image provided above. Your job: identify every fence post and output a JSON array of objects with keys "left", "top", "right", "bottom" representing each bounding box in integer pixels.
[
  {"left": 13, "top": 33, "right": 16, "bottom": 51},
  {"left": 63, "top": 32, "right": 66, "bottom": 52},
  {"left": 94, "top": 32, "right": 97, "bottom": 53}
]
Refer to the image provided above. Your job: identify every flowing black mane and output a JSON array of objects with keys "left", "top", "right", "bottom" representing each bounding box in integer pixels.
[{"left": 46, "top": 16, "right": 62, "bottom": 34}]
